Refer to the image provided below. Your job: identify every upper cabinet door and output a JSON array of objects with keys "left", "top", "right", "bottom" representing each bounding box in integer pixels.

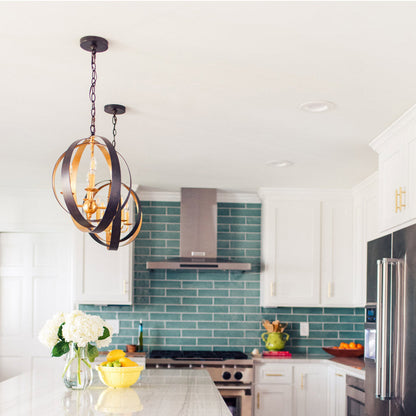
[
  {"left": 370, "top": 104, "right": 416, "bottom": 232},
  {"left": 261, "top": 198, "right": 321, "bottom": 307},
  {"left": 74, "top": 233, "right": 133, "bottom": 305},
  {"left": 320, "top": 199, "right": 353, "bottom": 306},
  {"left": 352, "top": 173, "right": 379, "bottom": 307},
  {"left": 378, "top": 136, "right": 408, "bottom": 230}
]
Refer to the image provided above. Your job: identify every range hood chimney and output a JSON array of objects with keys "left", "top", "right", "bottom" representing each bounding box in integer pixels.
[{"left": 146, "top": 188, "right": 251, "bottom": 271}]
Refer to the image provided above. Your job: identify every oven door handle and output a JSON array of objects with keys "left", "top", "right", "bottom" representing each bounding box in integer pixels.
[{"left": 217, "top": 385, "right": 252, "bottom": 391}]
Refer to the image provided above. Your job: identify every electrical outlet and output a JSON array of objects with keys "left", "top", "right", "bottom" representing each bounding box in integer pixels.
[
  {"left": 106, "top": 319, "right": 119, "bottom": 334},
  {"left": 300, "top": 322, "right": 309, "bottom": 337}
]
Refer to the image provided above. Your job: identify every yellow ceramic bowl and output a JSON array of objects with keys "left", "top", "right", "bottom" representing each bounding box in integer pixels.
[{"left": 97, "top": 365, "right": 144, "bottom": 388}]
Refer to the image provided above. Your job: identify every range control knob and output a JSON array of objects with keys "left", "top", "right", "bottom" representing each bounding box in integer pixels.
[
  {"left": 222, "top": 371, "right": 232, "bottom": 380},
  {"left": 234, "top": 371, "right": 243, "bottom": 380}
]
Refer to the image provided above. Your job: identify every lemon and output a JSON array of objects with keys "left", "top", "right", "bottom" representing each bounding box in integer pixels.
[
  {"left": 106, "top": 349, "right": 126, "bottom": 362},
  {"left": 119, "top": 357, "right": 139, "bottom": 367}
]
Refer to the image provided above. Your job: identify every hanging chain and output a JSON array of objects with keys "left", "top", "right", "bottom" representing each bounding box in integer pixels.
[
  {"left": 89, "top": 47, "right": 97, "bottom": 137},
  {"left": 112, "top": 112, "right": 117, "bottom": 148}
]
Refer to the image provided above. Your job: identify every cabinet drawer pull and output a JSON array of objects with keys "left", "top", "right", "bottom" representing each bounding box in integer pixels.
[
  {"left": 270, "top": 282, "right": 276, "bottom": 297},
  {"left": 123, "top": 280, "right": 128, "bottom": 295},
  {"left": 335, "top": 373, "right": 344, "bottom": 377},
  {"left": 301, "top": 373, "right": 304, "bottom": 390},
  {"left": 257, "top": 392, "right": 260, "bottom": 409},
  {"left": 265, "top": 373, "right": 284, "bottom": 377}
]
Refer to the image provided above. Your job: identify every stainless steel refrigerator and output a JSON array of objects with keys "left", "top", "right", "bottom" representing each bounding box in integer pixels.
[{"left": 365, "top": 224, "right": 416, "bottom": 415}]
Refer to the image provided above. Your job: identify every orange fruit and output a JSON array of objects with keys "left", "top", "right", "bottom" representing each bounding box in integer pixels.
[
  {"left": 106, "top": 349, "right": 126, "bottom": 362},
  {"left": 356, "top": 343, "right": 364, "bottom": 349},
  {"left": 339, "top": 342, "right": 348, "bottom": 349},
  {"left": 349, "top": 342, "right": 357, "bottom": 349},
  {"left": 119, "top": 357, "right": 139, "bottom": 367}
]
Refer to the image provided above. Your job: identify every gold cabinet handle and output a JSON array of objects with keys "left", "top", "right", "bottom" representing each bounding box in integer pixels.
[
  {"left": 395, "top": 187, "right": 406, "bottom": 213},
  {"left": 123, "top": 279, "right": 128, "bottom": 294},
  {"left": 335, "top": 373, "right": 344, "bottom": 377},
  {"left": 328, "top": 282, "right": 333, "bottom": 298},
  {"left": 257, "top": 392, "right": 260, "bottom": 409},
  {"left": 265, "top": 373, "right": 284, "bottom": 377},
  {"left": 301, "top": 373, "right": 304, "bottom": 390},
  {"left": 402, "top": 187, "right": 407, "bottom": 209},
  {"left": 270, "top": 282, "right": 276, "bottom": 296}
]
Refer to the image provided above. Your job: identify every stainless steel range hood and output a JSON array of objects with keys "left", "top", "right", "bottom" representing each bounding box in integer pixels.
[{"left": 146, "top": 188, "right": 251, "bottom": 271}]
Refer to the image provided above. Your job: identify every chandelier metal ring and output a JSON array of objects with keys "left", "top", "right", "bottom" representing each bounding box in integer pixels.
[
  {"left": 53, "top": 135, "right": 122, "bottom": 234},
  {"left": 89, "top": 184, "right": 143, "bottom": 249}
]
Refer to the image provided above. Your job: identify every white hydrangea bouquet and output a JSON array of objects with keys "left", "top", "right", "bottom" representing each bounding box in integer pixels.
[{"left": 38, "top": 310, "right": 113, "bottom": 389}]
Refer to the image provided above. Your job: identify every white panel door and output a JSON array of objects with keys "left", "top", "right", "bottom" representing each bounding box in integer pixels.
[
  {"left": 327, "top": 367, "right": 347, "bottom": 416},
  {"left": 378, "top": 137, "right": 408, "bottom": 231},
  {"left": 261, "top": 199, "right": 321, "bottom": 307},
  {"left": 0, "top": 232, "right": 72, "bottom": 381},
  {"left": 321, "top": 199, "right": 354, "bottom": 306},
  {"left": 294, "top": 364, "right": 328, "bottom": 416},
  {"left": 254, "top": 384, "right": 292, "bottom": 416},
  {"left": 74, "top": 233, "right": 132, "bottom": 305}
]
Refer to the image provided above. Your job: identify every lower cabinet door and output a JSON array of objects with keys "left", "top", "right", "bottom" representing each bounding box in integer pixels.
[
  {"left": 294, "top": 364, "right": 328, "bottom": 416},
  {"left": 254, "top": 384, "right": 292, "bottom": 416},
  {"left": 327, "top": 367, "right": 347, "bottom": 416}
]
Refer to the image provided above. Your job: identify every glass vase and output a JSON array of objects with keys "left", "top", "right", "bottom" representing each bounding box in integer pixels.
[{"left": 63, "top": 344, "right": 93, "bottom": 390}]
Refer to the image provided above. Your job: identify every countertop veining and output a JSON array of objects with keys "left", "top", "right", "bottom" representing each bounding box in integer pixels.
[{"left": 0, "top": 368, "right": 231, "bottom": 416}]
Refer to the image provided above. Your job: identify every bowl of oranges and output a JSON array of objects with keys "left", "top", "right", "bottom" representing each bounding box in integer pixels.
[
  {"left": 322, "top": 342, "right": 364, "bottom": 357},
  {"left": 97, "top": 349, "right": 144, "bottom": 388}
]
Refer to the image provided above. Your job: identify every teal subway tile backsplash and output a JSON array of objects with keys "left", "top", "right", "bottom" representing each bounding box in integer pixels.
[{"left": 80, "top": 201, "right": 364, "bottom": 355}]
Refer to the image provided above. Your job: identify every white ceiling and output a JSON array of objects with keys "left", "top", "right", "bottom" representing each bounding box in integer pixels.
[{"left": 1, "top": 1, "right": 415, "bottom": 193}]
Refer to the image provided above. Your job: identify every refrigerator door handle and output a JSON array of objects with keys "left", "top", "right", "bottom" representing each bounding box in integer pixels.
[
  {"left": 376, "top": 257, "right": 400, "bottom": 401},
  {"left": 375, "top": 259, "right": 383, "bottom": 399},
  {"left": 380, "top": 258, "right": 390, "bottom": 400}
]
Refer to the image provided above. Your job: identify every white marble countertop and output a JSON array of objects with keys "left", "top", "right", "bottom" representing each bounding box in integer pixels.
[
  {"left": 0, "top": 368, "right": 231, "bottom": 416},
  {"left": 252, "top": 355, "right": 365, "bottom": 379}
]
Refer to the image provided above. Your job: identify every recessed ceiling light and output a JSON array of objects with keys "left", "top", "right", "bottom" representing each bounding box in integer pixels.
[
  {"left": 300, "top": 100, "right": 335, "bottom": 113},
  {"left": 266, "top": 160, "right": 294, "bottom": 168}
]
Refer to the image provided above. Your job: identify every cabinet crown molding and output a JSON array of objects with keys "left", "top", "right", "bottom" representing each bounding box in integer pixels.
[
  {"left": 370, "top": 104, "right": 416, "bottom": 152},
  {"left": 258, "top": 188, "right": 352, "bottom": 201}
]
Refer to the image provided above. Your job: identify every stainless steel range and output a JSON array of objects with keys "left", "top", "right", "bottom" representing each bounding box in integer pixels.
[{"left": 147, "top": 350, "right": 253, "bottom": 416}]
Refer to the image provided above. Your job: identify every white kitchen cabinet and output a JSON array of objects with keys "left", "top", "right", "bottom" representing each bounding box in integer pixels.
[
  {"left": 327, "top": 366, "right": 347, "bottom": 416},
  {"left": 370, "top": 104, "right": 416, "bottom": 232},
  {"left": 254, "top": 384, "right": 292, "bottom": 416},
  {"left": 254, "top": 362, "right": 293, "bottom": 416},
  {"left": 254, "top": 361, "right": 329, "bottom": 416},
  {"left": 259, "top": 189, "right": 354, "bottom": 307},
  {"left": 293, "top": 364, "right": 327, "bottom": 416},
  {"left": 74, "top": 232, "right": 133, "bottom": 305},
  {"left": 260, "top": 195, "right": 321, "bottom": 307},
  {"left": 352, "top": 173, "right": 379, "bottom": 306},
  {"left": 320, "top": 199, "right": 353, "bottom": 306}
]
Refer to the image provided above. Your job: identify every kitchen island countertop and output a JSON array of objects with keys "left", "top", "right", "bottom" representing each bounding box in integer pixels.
[{"left": 0, "top": 368, "right": 231, "bottom": 416}]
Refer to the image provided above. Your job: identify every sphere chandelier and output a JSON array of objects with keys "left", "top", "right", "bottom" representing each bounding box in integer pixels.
[{"left": 52, "top": 36, "right": 142, "bottom": 250}]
